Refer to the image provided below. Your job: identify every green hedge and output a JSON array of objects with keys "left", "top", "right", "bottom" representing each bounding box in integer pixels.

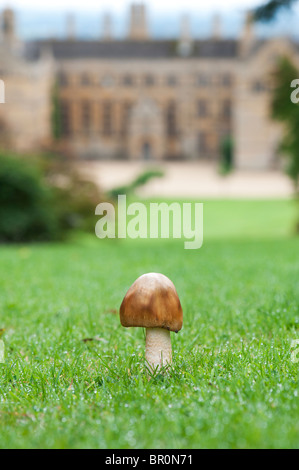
[
  {"left": 0, "top": 153, "right": 60, "bottom": 242},
  {"left": 0, "top": 152, "right": 102, "bottom": 243}
]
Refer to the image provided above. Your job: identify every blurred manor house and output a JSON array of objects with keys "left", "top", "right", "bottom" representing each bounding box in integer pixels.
[{"left": 0, "top": 5, "right": 299, "bottom": 169}]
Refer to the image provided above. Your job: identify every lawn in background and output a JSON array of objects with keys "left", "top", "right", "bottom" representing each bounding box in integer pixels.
[{"left": 0, "top": 199, "right": 298, "bottom": 449}]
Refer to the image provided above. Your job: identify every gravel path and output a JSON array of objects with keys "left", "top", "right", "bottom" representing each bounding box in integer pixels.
[{"left": 78, "top": 161, "right": 293, "bottom": 199}]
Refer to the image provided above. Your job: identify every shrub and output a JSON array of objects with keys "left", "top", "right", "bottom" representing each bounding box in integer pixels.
[
  {"left": 0, "top": 152, "right": 60, "bottom": 242},
  {"left": 0, "top": 152, "right": 103, "bottom": 243},
  {"left": 271, "top": 56, "right": 299, "bottom": 194},
  {"left": 108, "top": 169, "right": 164, "bottom": 199},
  {"left": 41, "top": 154, "right": 103, "bottom": 233},
  {"left": 219, "top": 136, "right": 234, "bottom": 175}
]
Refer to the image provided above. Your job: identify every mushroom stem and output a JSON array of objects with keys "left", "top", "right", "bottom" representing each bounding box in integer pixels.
[{"left": 145, "top": 328, "right": 172, "bottom": 372}]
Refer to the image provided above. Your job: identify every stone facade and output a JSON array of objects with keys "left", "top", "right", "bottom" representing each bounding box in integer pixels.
[
  {"left": 0, "top": 9, "right": 53, "bottom": 153},
  {"left": 0, "top": 6, "right": 299, "bottom": 169}
]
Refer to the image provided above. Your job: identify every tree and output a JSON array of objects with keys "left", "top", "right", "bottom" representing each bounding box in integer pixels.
[
  {"left": 254, "top": 1, "right": 299, "bottom": 232},
  {"left": 272, "top": 57, "right": 299, "bottom": 192},
  {"left": 253, "top": 0, "right": 298, "bottom": 21},
  {"left": 271, "top": 56, "right": 299, "bottom": 234}
]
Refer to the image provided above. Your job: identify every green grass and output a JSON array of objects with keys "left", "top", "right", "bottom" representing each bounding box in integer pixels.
[{"left": 0, "top": 199, "right": 299, "bottom": 449}]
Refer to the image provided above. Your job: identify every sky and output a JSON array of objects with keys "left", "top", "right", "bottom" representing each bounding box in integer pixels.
[
  {"left": 0, "top": 0, "right": 263, "bottom": 13},
  {"left": 1, "top": 0, "right": 298, "bottom": 39}
]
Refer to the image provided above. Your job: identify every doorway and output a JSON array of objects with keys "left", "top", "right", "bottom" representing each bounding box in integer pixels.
[{"left": 142, "top": 141, "right": 152, "bottom": 161}]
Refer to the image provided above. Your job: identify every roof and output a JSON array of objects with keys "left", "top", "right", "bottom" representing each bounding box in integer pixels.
[{"left": 27, "top": 38, "right": 239, "bottom": 60}]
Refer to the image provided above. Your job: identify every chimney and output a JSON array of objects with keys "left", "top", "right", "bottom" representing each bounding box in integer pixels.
[
  {"left": 1, "top": 8, "right": 16, "bottom": 46},
  {"left": 128, "top": 3, "right": 149, "bottom": 40},
  {"left": 66, "top": 13, "right": 76, "bottom": 40},
  {"left": 178, "top": 14, "right": 193, "bottom": 57},
  {"left": 211, "top": 13, "right": 221, "bottom": 39},
  {"left": 102, "top": 13, "right": 112, "bottom": 40},
  {"left": 240, "top": 11, "right": 255, "bottom": 57}
]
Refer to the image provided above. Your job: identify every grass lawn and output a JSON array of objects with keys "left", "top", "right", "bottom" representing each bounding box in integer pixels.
[{"left": 0, "top": 199, "right": 298, "bottom": 449}]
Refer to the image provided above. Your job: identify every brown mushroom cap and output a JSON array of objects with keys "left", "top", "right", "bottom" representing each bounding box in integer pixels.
[{"left": 120, "top": 273, "right": 183, "bottom": 333}]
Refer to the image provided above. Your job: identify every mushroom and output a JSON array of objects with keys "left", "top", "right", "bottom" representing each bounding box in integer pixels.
[{"left": 120, "top": 273, "right": 183, "bottom": 372}]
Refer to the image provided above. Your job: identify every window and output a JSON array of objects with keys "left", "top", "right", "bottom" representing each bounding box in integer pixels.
[
  {"left": 166, "top": 102, "right": 177, "bottom": 137},
  {"left": 222, "top": 73, "right": 232, "bottom": 87},
  {"left": 121, "top": 102, "right": 132, "bottom": 137},
  {"left": 60, "top": 100, "right": 71, "bottom": 136},
  {"left": 252, "top": 80, "right": 267, "bottom": 92},
  {"left": 81, "top": 101, "right": 91, "bottom": 134},
  {"left": 196, "top": 74, "right": 209, "bottom": 87},
  {"left": 58, "top": 72, "right": 69, "bottom": 87},
  {"left": 167, "top": 75, "right": 177, "bottom": 87},
  {"left": 102, "top": 101, "right": 113, "bottom": 136},
  {"left": 198, "top": 131, "right": 209, "bottom": 154},
  {"left": 144, "top": 75, "right": 155, "bottom": 87},
  {"left": 101, "top": 75, "right": 115, "bottom": 87},
  {"left": 81, "top": 74, "right": 92, "bottom": 86},
  {"left": 197, "top": 100, "right": 209, "bottom": 117},
  {"left": 123, "top": 75, "right": 134, "bottom": 87},
  {"left": 221, "top": 100, "right": 232, "bottom": 119}
]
